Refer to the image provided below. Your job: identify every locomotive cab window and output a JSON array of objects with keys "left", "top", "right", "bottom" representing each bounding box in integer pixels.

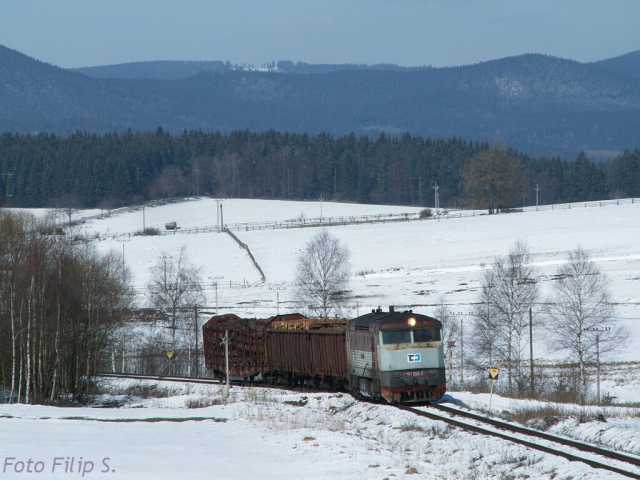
[
  {"left": 413, "top": 327, "right": 441, "bottom": 342},
  {"left": 381, "top": 330, "right": 412, "bottom": 344}
]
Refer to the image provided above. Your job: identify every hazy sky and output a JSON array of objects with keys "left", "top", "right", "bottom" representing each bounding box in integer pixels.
[{"left": 2, "top": 0, "right": 639, "bottom": 68}]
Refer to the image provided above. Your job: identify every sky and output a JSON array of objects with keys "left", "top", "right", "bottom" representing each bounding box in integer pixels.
[{"left": 1, "top": 0, "right": 639, "bottom": 68}]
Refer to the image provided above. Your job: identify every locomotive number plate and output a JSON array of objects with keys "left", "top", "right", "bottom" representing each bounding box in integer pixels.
[{"left": 407, "top": 353, "right": 422, "bottom": 363}]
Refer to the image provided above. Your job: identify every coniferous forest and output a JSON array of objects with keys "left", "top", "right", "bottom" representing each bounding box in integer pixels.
[{"left": 0, "top": 129, "right": 638, "bottom": 209}]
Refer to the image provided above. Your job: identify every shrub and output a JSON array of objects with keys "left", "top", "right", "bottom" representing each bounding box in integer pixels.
[
  {"left": 185, "top": 397, "right": 224, "bottom": 408},
  {"left": 419, "top": 208, "right": 433, "bottom": 219},
  {"left": 135, "top": 227, "right": 161, "bottom": 236}
]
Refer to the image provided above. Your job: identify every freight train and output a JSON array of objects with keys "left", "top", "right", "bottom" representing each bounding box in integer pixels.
[{"left": 202, "top": 307, "right": 446, "bottom": 403}]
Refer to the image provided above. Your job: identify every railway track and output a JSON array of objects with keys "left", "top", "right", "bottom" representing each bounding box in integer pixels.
[
  {"left": 97, "top": 372, "right": 224, "bottom": 385},
  {"left": 97, "top": 373, "right": 640, "bottom": 478},
  {"left": 399, "top": 404, "right": 640, "bottom": 479},
  {"left": 432, "top": 403, "right": 640, "bottom": 468}
]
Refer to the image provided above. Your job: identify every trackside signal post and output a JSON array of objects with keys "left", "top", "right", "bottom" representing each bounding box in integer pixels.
[{"left": 488, "top": 367, "right": 499, "bottom": 412}]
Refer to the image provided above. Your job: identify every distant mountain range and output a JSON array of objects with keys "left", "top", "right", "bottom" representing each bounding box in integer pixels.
[
  {"left": 591, "top": 50, "right": 640, "bottom": 80},
  {"left": 2, "top": 44, "right": 640, "bottom": 156},
  {"left": 73, "top": 60, "right": 429, "bottom": 79}
]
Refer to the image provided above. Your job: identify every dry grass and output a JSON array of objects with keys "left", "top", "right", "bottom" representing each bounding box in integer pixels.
[
  {"left": 503, "top": 405, "right": 609, "bottom": 428},
  {"left": 398, "top": 420, "right": 426, "bottom": 433},
  {"left": 122, "top": 384, "right": 172, "bottom": 398},
  {"left": 241, "top": 387, "right": 275, "bottom": 404},
  {"left": 185, "top": 397, "right": 226, "bottom": 408}
]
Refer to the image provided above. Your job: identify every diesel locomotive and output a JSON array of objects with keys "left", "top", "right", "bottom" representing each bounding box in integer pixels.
[
  {"left": 202, "top": 307, "right": 446, "bottom": 404},
  {"left": 348, "top": 307, "right": 446, "bottom": 403}
]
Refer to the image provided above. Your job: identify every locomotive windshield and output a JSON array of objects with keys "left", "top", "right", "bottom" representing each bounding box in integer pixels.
[
  {"left": 381, "top": 327, "right": 441, "bottom": 345},
  {"left": 381, "top": 330, "right": 412, "bottom": 344},
  {"left": 414, "top": 327, "right": 441, "bottom": 342}
]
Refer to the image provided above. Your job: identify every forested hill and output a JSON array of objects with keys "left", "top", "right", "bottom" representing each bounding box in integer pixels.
[
  {"left": 2, "top": 45, "right": 640, "bottom": 155},
  {"left": 593, "top": 50, "right": 640, "bottom": 80},
  {"left": 1, "top": 130, "right": 638, "bottom": 209}
]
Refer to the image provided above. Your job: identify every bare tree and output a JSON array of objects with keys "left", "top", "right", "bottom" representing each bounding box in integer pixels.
[
  {"left": 472, "top": 242, "right": 538, "bottom": 394},
  {"left": 52, "top": 193, "right": 82, "bottom": 225},
  {"left": 294, "top": 230, "right": 350, "bottom": 319},
  {"left": 147, "top": 247, "right": 204, "bottom": 349},
  {"left": 545, "top": 248, "right": 627, "bottom": 402},
  {"left": 0, "top": 211, "right": 130, "bottom": 403},
  {"left": 147, "top": 166, "right": 188, "bottom": 199}
]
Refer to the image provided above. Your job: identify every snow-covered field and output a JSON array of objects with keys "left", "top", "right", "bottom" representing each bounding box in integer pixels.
[
  {"left": 1, "top": 378, "right": 635, "bottom": 479},
  {"left": 77, "top": 198, "right": 640, "bottom": 354}
]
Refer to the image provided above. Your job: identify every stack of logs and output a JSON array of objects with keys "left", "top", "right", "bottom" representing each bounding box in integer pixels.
[{"left": 202, "top": 313, "right": 348, "bottom": 381}]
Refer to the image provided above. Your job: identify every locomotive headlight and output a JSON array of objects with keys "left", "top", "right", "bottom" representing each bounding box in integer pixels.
[{"left": 407, "top": 317, "right": 416, "bottom": 327}]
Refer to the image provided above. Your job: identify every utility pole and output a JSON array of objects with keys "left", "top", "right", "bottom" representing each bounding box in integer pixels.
[
  {"left": 585, "top": 326, "right": 610, "bottom": 405},
  {"left": 276, "top": 285, "right": 284, "bottom": 314},
  {"left": 459, "top": 316, "right": 464, "bottom": 387},
  {"left": 210, "top": 276, "right": 223, "bottom": 315},
  {"left": 216, "top": 200, "right": 220, "bottom": 231},
  {"left": 433, "top": 183, "right": 440, "bottom": 211},
  {"left": 486, "top": 282, "right": 494, "bottom": 366},
  {"left": 194, "top": 304, "right": 199, "bottom": 378},
  {"left": 535, "top": 184, "right": 540, "bottom": 210},
  {"left": 529, "top": 307, "right": 534, "bottom": 398},
  {"left": 269, "top": 284, "right": 286, "bottom": 315},
  {"left": 220, "top": 203, "right": 224, "bottom": 230},
  {"left": 596, "top": 333, "right": 600, "bottom": 405},
  {"left": 142, "top": 205, "right": 146, "bottom": 231},
  {"left": 222, "top": 329, "right": 230, "bottom": 395}
]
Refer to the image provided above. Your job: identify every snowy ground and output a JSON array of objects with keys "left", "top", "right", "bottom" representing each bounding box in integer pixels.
[{"left": 1, "top": 378, "right": 636, "bottom": 479}]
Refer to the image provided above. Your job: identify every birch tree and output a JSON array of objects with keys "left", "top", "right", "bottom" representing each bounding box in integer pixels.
[
  {"left": 147, "top": 247, "right": 204, "bottom": 349},
  {"left": 546, "top": 248, "right": 627, "bottom": 402},
  {"left": 472, "top": 242, "right": 538, "bottom": 394},
  {"left": 294, "top": 230, "right": 351, "bottom": 319}
]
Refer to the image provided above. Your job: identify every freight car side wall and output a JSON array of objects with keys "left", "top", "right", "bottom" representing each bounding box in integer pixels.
[{"left": 266, "top": 331, "right": 348, "bottom": 380}]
